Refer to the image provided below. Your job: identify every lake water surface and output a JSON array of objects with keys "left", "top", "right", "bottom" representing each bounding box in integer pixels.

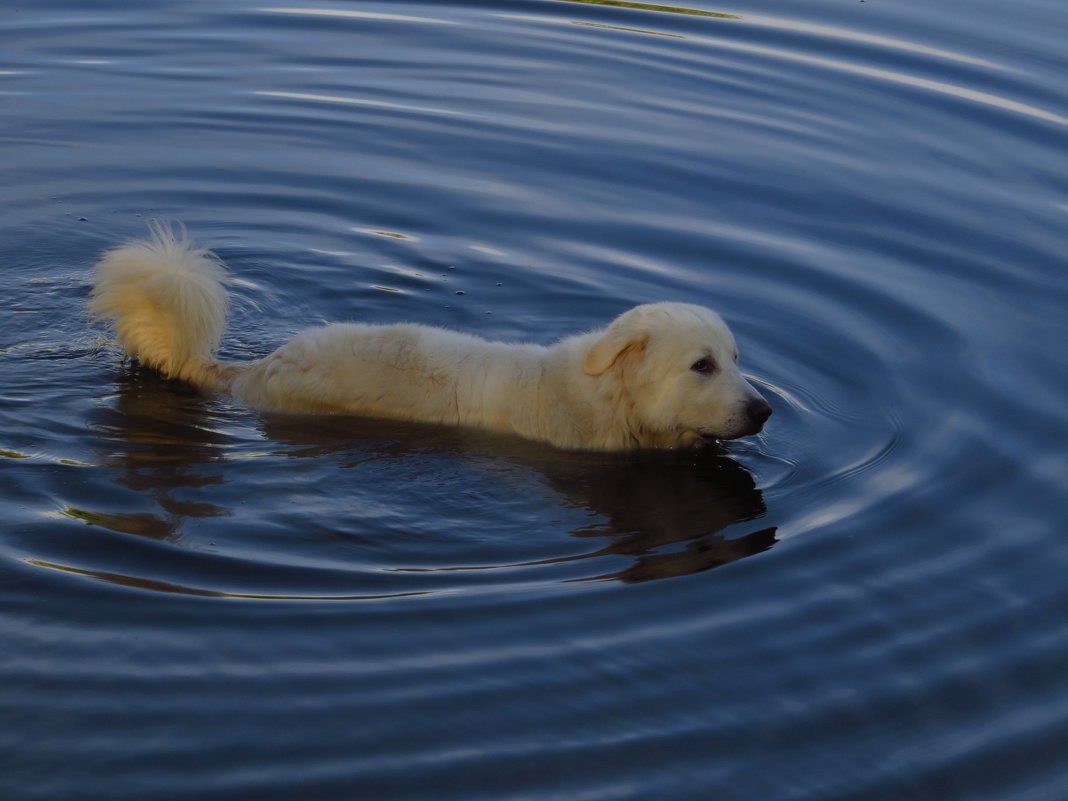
[{"left": 3, "top": 1, "right": 1068, "bottom": 799}]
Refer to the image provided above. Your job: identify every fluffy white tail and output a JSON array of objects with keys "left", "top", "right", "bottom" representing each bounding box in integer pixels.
[{"left": 90, "top": 222, "right": 230, "bottom": 386}]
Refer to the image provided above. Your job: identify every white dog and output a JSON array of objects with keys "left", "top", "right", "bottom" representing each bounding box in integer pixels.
[{"left": 89, "top": 225, "right": 771, "bottom": 451}]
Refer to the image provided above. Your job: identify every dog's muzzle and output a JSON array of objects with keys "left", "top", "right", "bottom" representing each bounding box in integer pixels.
[
  {"left": 702, "top": 397, "right": 773, "bottom": 441},
  {"left": 745, "top": 397, "right": 772, "bottom": 433}
]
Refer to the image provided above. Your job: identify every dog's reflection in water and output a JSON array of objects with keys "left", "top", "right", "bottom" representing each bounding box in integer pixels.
[
  {"left": 89, "top": 367, "right": 776, "bottom": 583},
  {"left": 85, "top": 368, "right": 233, "bottom": 542},
  {"left": 261, "top": 409, "right": 778, "bottom": 584},
  {"left": 539, "top": 455, "right": 776, "bottom": 583}
]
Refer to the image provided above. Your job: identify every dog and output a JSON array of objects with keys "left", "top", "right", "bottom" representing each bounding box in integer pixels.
[{"left": 89, "top": 224, "right": 771, "bottom": 451}]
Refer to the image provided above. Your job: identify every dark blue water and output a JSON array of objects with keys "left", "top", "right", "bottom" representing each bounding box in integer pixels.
[{"left": 3, "top": 1, "right": 1068, "bottom": 799}]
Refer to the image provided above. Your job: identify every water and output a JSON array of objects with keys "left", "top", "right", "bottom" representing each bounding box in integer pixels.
[{"left": 3, "top": 1, "right": 1068, "bottom": 798}]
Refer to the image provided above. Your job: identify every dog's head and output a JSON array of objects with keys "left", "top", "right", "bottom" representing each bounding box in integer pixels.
[{"left": 583, "top": 302, "right": 771, "bottom": 448}]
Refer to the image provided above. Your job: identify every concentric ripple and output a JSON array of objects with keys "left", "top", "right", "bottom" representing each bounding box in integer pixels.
[{"left": 2, "top": 1, "right": 1068, "bottom": 800}]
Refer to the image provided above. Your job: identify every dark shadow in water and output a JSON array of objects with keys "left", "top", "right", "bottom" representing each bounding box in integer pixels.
[
  {"left": 259, "top": 413, "right": 778, "bottom": 585},
  {"left": 84, "top": 366, "right": 233, "bottom": 542},
  {"left": 83, "top": 366, "right": 776, "bottom": 587},
  {"left": 539, "top": 456, "right": 776, "bottom": 583}
]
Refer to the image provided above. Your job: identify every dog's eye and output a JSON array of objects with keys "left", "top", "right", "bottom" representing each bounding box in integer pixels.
[{"left": 690, "top": 358, "right": 716, "bottom": 375}]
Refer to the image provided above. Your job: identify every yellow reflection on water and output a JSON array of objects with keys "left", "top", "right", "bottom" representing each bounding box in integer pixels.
[
  {"left": 1, "top": 447, "right": 93, "bottom": 466},
  {"left": 352, "top": 227, "right": 420, "bottom": 241},
  {"left": 543, "top": 0, "right": 1007, "bottom": 69},
  {"left": 514, "top": 7, "right": 1061, "bottom": 127},
  {"left": 25, "top": 559, "right": 432, "bottom": 601},
  {"left": 53, "top": 506, "right": 179, "bottom": 539},
  {"left": 547, "top": 0, "right": 737, "bottom": 20}
]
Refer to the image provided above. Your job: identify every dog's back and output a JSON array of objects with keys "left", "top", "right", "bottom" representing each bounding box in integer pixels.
[{"left": 231, "top": 321, "right": 549, "bottom": 430}]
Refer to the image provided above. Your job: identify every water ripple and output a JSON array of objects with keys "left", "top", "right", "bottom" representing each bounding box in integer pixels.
[{"left": 3, "top": 1, "right": 1068, "bottom": 799}]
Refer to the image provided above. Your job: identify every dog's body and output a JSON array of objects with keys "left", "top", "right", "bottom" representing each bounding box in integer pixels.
[{"left": 90, "top": 225, "right": 771, "bottom": 450}]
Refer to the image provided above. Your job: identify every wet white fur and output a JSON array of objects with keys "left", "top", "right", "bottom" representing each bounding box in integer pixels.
[{"left": 90, "top": 225, "right": 769, "bottom": 451}]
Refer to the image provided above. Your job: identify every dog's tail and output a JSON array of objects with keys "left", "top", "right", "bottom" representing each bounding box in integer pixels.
[{"left": 90, "top": 222, "right": 231, "bottom": 387}]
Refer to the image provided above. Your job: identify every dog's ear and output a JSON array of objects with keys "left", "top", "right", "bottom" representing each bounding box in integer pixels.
[{"left": 583, "top": 313, "right": 649, "bottom": 376}]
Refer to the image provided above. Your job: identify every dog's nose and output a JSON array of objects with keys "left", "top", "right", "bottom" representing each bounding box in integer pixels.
[{"left": 746, "top": 397, "right": 772, "bottom": 427}]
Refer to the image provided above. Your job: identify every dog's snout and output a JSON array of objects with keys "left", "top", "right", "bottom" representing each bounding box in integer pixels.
[{"left": 746, "top": 397, "right": 772, "bottom": 427}]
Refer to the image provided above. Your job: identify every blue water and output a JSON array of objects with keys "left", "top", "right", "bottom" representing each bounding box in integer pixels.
[{"left": 3, "top": 1, "right": 1068, "bottom": 799}]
